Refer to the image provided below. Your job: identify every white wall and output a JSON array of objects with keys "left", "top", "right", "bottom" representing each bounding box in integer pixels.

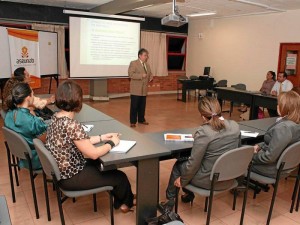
[{"left": 187, "top": 10, "right": 300, "bottom": 90}]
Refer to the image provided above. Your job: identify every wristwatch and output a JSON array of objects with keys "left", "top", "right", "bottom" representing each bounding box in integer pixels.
[{"left": 105, "top": 140, "right": 115, "bottom": 149}]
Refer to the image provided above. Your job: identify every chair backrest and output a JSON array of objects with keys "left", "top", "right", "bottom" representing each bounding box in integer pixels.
[
  {"left": 190, "top": 75, "right": 198, "bottom": 80},
  {"left": 0, "top": 109, "right": 6, "bottom": 120},
  {"left": 33, "top": 139, "right": 61, "bottom": 181},
  {"left": 2, "top": 127, "right": 32, "bottom": 160},
  {"left": 276, "top": 141, "right": 300, "bottom": 171},
  {"left": 216, "top": 80, "right": 227, "bottom": 87},
  {"left": 210, "top": 146, "right": 254, "bottom": 182},
  {"left": 177, "top": 75, "right": 188, "bottom": 80},
  {"left": 232, "top": 83, "right": 246, "bottom": 90}
]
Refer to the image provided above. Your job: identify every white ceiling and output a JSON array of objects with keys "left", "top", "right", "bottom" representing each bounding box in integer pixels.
[
  {"left": 3, "top": 0, "right": 113, "bottom": 10},
  {"left": 4, "top": 0, "right": 300, "bottom": 18}
]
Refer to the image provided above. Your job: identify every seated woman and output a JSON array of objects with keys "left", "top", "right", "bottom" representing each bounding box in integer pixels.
[
  {"left": 160, "top": 97, "right": 240, "bottom": 212},
  {"left": 2, "top": 67, "right": 54, "bottom": 112},
  {"left": 45, "top": 80, "right": 134, "bottom": 213},
  {"left": 252, "top": 91, "right": 300, "bottom": 178},
  {"left": 260, "top": 71, "right": 276, "bottom": 95},
  {"left": 4, "top": 83, "right": 48, "bottom": 170}
]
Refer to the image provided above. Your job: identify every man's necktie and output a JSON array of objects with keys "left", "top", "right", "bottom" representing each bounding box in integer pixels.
[{"left": 142, "top": 62, "right": 147, "bottom": 73}]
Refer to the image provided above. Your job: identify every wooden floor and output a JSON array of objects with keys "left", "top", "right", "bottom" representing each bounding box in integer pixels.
[{"left": 1, "top": 94, "right": 300, "bottom": 225}]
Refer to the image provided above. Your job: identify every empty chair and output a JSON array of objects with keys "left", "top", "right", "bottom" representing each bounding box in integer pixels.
[
  {"left": 230, "top": 83, "right": 247, "bottom": 116},
  {"left": 216, "top": 79, "right": 227, "bottom": 87},
  {"left": 198, "top": 77, "right": 215, "bottom": 99},
  {"left": 2, "top": 127, "right": 42, "bottom": 219},
  {"left": 33, "top": 139, "right": 115, "bottom": 225},
  {"left": 175, "top": 146, "right": 254, "bottom": 225},
  {"left": 232, "top": 83, "right": 246, "bottom": 90},
  {"left": 250, "top": 141, "right": 300, "bottom": 225},
  {"left": 189, "top": 75, "right": 198, "bottom": 80},
  {"left": 207, "top": 79, "right": 227, "bottom": 97}
]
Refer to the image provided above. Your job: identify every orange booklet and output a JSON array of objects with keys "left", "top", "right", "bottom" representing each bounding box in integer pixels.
[{"left": 164, "top": 133, "right": 194, "bottom": 142}]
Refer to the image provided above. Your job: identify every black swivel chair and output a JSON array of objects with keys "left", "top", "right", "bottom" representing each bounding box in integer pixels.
[{"left": 230, "top": 83, "right": 247, "bottom": 117}]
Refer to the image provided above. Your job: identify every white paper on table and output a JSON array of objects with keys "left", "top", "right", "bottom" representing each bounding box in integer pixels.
[
  {"left": 241, "top": 130, "right": 259, "bottom": 137},
  {"left": 110, "top": 140, "right": 136, "bottom": 153},
  {"left": 164, "top": 133, "right": 194, "bottom": 142},
  {"left": 82, "top": 124, "right": 94, "bottom": 132}
]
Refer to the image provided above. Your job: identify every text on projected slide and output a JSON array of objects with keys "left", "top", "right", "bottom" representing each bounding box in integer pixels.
[{"left": 80, "top": 18, "right": 140, "bottom": 66}]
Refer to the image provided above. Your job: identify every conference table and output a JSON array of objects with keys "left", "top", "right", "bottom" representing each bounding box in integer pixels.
[
  {"left": 47, "top": 103, "right": 114, "bottom": 122},
  {"left": 46, "top": 102, "right": 275, "bottom": 225},
  {"left": 239, "top": 117, "right": 276, "bottom": 132},
  {"left": 145, "top": 123, "right": 267, "bottom": 157},
  {"left": 215, "top": 87, "right": 277, "bottom": 120},
  {"left": 177, "top": 79, "right": 214, "bottom": 102}
]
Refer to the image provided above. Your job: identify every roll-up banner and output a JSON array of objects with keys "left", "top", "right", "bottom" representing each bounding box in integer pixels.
[{"left": 7, "top": 28, "right": 41, "bottom": 89}]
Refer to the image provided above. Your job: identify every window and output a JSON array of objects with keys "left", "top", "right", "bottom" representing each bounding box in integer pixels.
[{"left": 167, "top": 35, "right": 187, "bottom": 71}]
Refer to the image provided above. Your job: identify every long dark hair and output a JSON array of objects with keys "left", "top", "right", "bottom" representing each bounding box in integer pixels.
[
  {"left": 268, "top": 71, "right": 276, "bottom": 81},
  {"left": 6, "top": 83, "right": 32, "bottom": 110},
  {"left": 13, "top": 67, "right": 26, "bottom": 82}
]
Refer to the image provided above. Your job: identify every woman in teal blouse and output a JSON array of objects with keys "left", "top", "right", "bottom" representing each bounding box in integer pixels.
[{"left": 4, "top": 83, "right": 47, "bottom": 170}]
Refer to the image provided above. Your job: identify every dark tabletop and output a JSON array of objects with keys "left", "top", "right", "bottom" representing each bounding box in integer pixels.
[
  {"left": 83, "top": 120, "right": 171, "bottom": 166},
  {"left": 239, "top": 117, "right": 276, "bottom": 132},
  {"left": 144, "top": 124, "right": 265, "bottom": 153}
]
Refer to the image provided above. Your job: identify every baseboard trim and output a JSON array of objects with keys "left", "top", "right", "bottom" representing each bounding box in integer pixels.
[
  {"left": 90, "top": 95, "right": 110, "bottom": 101},
  {"left": 108, "top": 90, "right": 179, "bottom": 99}
]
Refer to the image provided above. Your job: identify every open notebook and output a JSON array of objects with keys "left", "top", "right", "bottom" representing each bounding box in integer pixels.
[{"left": 110, "top": 140, "right": 136, "bottom": 153}]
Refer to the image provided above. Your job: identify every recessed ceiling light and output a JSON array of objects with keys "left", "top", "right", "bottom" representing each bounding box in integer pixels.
[
  {"left": 132, "top": 4, "right": 154, "bottom": 10},
  {"left": 187, "top": 12, "right": 216, "bottom": 17}
]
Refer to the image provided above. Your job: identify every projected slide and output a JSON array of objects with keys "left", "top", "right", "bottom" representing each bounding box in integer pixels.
[
  {"left": 70, "top": 17, "right": 140, "bottom": 78},
  {"left": 80, "top": 18, "right": 139, "bottom": 66}
]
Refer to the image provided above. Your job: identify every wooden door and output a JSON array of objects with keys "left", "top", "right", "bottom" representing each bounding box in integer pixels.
[{"left": 278, "top": 43, "right": 300, "bottom": 87}]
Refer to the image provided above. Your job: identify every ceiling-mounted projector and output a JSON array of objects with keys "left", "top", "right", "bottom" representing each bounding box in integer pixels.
[{"left": 161, "top": 0, "right": 188, "bottom": 27}]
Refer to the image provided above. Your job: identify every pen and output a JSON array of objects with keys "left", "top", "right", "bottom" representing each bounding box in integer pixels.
[{"left": 81, "top": 123, "right": 88, "bottom": 129}]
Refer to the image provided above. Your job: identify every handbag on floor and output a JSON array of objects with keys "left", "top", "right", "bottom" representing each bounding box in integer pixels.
[{"left": 146, "top": 211, "right": 184, "bottom": 225}]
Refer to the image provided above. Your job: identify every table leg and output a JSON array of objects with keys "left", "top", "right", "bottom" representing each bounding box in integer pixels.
[
  {"left": 136, "top": 158, "right": 159, "bottom": 225},
  {"left": 218, "top": 98, "right": 223, "bottom": 111},
  {"left": 48, "top": 77, "right": 52, "bottom": 94},
  {"left": 54, "top": 75, "right": 59, "bottom": 87},
  {"left": 250, "top": 105, "right": 259, "bottom": 120},
  {"left": 182, "top": 85, "right": 187, "bottom": 102}
]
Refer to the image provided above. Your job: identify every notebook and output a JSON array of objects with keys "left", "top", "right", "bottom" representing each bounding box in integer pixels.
[
  {"left": 164, "top": 133, "right": 194, "bottom": 142},
  {"left": 110, "top": 140, "right": 136, "bottom": 153},
  {"left": 241, "top": 130, "right": 259, "bottom": 137}
]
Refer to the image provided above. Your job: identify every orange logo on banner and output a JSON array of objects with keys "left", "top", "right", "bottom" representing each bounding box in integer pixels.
[{"left": 21, "top": 46, "right": 29, "bottom": 58}]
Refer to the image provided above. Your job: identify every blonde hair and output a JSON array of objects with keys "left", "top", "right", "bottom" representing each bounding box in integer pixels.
[
  {"left": 198, "top": 97, "right": 225, "bottom": 131},
  {"left": 278, "top": 91, "right": 300, "bottom": 124}
]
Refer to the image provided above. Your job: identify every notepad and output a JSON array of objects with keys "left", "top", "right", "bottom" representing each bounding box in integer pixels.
[
  {"left": 164, "top": 133, "right": 194, "bottom": 142},
  {"left": 241, "top": 130, "right": 259, "bottom": 137},
  {"left": 110, "top": 140, "right": 136, "bottom": 153},
  {"left": 82, "top": 124, "right": 94, "bottom": 132}
]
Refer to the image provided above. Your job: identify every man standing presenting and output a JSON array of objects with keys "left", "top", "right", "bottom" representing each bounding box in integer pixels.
[
  {"left": 271, "top": 72, "right": 293, "bottom": 96},
  {"left": 128, "top": 48, "right": 153, "bottom": 127}
]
